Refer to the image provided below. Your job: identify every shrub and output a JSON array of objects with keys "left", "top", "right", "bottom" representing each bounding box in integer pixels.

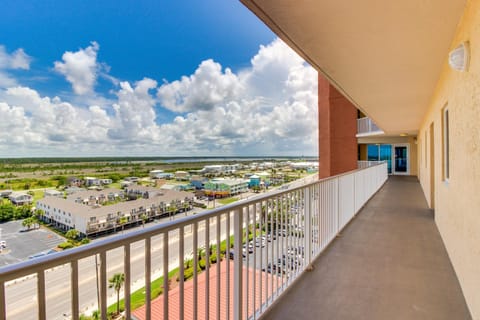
[
  {"left": 210, "top": 253, "right": 217, "bottom": 264},
  {"left": 80, "top": 238, "right": 90, "bottom": 245},
  {"left": 199, "top": 258, "right": 206, "bottom": 270},
  {"left": 58, "top": 241, "right": 75, "bottom": 250}
]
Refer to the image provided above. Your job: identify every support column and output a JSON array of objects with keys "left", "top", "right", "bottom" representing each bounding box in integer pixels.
[{"left": 318, "top": 74, "right": 358, "bottom": 178}]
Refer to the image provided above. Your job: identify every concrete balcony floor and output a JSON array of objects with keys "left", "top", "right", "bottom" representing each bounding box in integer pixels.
[{"left": 261, "top": 176, "right": 471, "bottom": 320}]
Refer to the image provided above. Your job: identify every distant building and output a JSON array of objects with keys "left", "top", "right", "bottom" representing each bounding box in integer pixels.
[
  {"left": 9, "top": 192, "right": 33, "bottom": 206},
  {"left": 248, "top": 175, "right": 261, "bottom": 188},
  {"left": 201, "top": 164, "right": 241, "bottom": 175},
  {"left": 190, "top": 175, "right": 208, "bottom": 189},
  {"left": 0, "top": 190, "right": 13, "bottom": 198},
  {"left": 84, "top": 177, "right": 101, "bottom": 187},
  {"left": 66, "top": 177, "right": 82, "bottom": 187},
  {"left": 204, "top": 179, "right": 249, "bottom": 198},
  {"left": 67, "top": 188, "right": 123, "bottom": 206},
  {"left": 125, "top": 186, "right": 162, "bottom": 199},
  {"left": 175, "top": 171, "right": 190, "bottom": 181},
  {"left": 149, "top": 170, "right": 164, "bottom": 179},
  {"left": 289, "top": 162, "right": 319, "bottom": 170},
  {"left": 44, "top": 189, "right": 64, "bottom": 198},
  {"left": 99, "top": 178, "right": 113, "bottom": 185}
]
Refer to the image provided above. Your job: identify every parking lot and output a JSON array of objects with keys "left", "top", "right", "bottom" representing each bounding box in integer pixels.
[{"left": 0, "top": 221, "right": 65, "bottom": 267}]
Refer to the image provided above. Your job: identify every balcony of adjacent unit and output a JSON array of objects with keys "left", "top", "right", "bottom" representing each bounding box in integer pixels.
[{"left": 356, "top": 117, "right": 384, "bottom": 138}]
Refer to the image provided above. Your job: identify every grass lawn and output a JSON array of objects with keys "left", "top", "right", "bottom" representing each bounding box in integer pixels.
[
  {"left": 32, "top": 190, "right": 44, "bottom": 206},
  {"left": 217, "top": 197, "right": 239, "bottom": 205}
]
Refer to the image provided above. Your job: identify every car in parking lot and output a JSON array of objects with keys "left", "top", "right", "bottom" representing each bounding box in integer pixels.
[
  {"left": 229, "top": 249, "right": 247, "bottom": 260},
  {"left": 243, "top": 243, "right": 254, "bottom": 253}
]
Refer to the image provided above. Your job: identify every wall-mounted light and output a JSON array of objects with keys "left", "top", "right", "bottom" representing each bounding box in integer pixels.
[
  {"left": 399, "top": 133, "right": 408, "bottom": 137},
  {"left": 448, "top": 41, "right": 470, "bottom": 72}
]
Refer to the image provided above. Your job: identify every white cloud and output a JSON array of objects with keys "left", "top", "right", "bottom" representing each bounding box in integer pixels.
[
  {"left": 54, "top": 42, "right": 100, "bottom": 95},
  {"left": 107, "top": 78, "right": 158, "bottom": 141},
  {"left": 158, "top": 59, "right": 242, "bottom": 113},
  {"left": 157, "top": 38, "right": 318, "bottom": 155},
  {"left": 0, "top": 46, "right": 31, "bottom": 70},
  {"left": 0, "top": 46, "right": 32, "bottom": 88},
  {"left": 0, "top": 38, "right": 318, "bottom": 156}
]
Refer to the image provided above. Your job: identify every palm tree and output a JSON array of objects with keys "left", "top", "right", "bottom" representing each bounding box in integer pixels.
[
  {"left": 108, "top": 273, "right": 125, "bottom": 315},
  {"left": 65, "top": 229, "right": 79, "bottom": 241},
  {"left": 140, "top": 214, "right": 148, "bottom": 228},
  {"left": 118, "top": 216, "right": 128, "bottom": 233}
]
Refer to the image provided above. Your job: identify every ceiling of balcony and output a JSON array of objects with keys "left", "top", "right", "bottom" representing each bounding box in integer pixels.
[{"left": 241, "top": 0, "right": 466, "bottom": 135}]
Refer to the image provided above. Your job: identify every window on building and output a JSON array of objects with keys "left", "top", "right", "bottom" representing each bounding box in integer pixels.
[{"left": 442, "top": 106, "right": 450, "bottom": 180}]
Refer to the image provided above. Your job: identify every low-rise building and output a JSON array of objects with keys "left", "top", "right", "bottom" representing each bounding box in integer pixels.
[
  {"left": 37, "top": 189, "right": 194, "bottom": 236},
  {"left": 44, "top": 189, "right": 64, "bottom": 198},
  {"left": 149, "top": 170, "right": 164, "bottom": 179},
  {"left": 204, "top": 179, "right": 249, "bottom": 198},
  {"left": 0, "top": 190, "right": 13, "bottom": 198},
  {"left": 175, "top": 171, "right": 190, "bottom": 181},
  {"left": 84, "top": 177, "right": 101, "bottom": 187},
  {"left": 9, "top": 192, "right": 33, "bottom": 206}
]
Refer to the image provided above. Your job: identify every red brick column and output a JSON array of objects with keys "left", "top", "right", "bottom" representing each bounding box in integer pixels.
[{"left": 318, "top": 74, "right": 358, "bottom": 178}]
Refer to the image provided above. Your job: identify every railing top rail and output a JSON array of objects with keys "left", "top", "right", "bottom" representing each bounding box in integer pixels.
[{"left": 0, "top": 162, "right": 387, "bottom": 281}]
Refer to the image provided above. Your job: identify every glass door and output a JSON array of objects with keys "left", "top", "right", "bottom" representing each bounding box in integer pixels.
[{"left": 393, "top": 145, "right": 408, "bottom": 174}]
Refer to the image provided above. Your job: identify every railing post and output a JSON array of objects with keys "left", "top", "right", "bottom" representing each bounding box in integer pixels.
[
  {"left": 100, "top": 251, "right": 107, "bottom": 320},
  {"left": 71, "top": 260, "right": 79, "bottom": 320},
  {"left": 304, "top": 186, "right": 312, "bottom": 269},
  {"left": 124, "top": 244, "right": 131, "bottom": 320},
  {"left": 0, "top": 282, "right": 5, "bottom": 320},
  {"left": 233, "top": 208, "right": 243, "bottom": 320},
  {"left": 37, "top": 270, "right": 46, "bottom": 320}
]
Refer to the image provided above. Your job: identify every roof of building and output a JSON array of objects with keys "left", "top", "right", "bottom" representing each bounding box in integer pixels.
[
  {"left": 38, "top": 188, "right": 194, "bottom": 219},
  {"left": 66, "top": 188, "right": 123, "bottom": 202}
]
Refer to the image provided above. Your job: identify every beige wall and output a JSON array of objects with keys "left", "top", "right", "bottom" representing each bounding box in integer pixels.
[{"left": 418, "top": 0, "right": 480, "bottom": 317}]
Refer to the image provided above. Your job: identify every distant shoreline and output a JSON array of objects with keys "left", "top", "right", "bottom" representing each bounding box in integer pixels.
[{"left": 0, "top": 156, "right": 318, "bottom": 164}]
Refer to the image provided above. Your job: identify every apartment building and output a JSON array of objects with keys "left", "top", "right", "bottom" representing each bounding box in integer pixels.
[
  {"left": 36, "top": 188, "right": 194, "bottom": 236},
  {"left": 204, "top": 178, "right": 249, "bottom": 197}
]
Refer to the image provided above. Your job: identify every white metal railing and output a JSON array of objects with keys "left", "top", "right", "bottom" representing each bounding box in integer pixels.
[
  {"left": 357, "top": 117, "right": 384, "bottom": 136},
  {"left": 357, "top": 160, "right": 386, "bottom": 169},
  {"left": 0, "top": 163, "right": 387, "bottom": 320}
]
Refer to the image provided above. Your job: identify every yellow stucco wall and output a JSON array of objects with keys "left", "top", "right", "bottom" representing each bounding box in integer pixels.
[{"left": 418, "top": 0, "right": 480, "bottom": 317}]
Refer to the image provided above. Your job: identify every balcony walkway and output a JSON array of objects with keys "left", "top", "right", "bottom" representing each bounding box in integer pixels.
[{"left": 261, "top": 176, "right": 471, "bottom": 320}]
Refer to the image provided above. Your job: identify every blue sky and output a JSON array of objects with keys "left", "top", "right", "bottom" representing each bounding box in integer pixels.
[{"left": 0, "top": 1, "right": 318, "bottom": 157}]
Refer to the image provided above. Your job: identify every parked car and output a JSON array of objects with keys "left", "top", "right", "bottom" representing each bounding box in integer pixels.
[
  {"left": 243, "top": 243, "right": 254, "bottom": 253},
  {"left": 229, "top": 249, "right": 246, "bottom": 260}
]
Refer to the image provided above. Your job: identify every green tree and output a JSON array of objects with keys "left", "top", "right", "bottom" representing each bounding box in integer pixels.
[
  {"left": 34, "top": 209, "right": 45, "bottom": 223},
  {"left": 22, "top": 217, "right": 34, "bottom": 230},
  {"left": 108, "top": 273, "right": 125, "bottom": 315},
  {"left": 0, "top": 203, "right": 15, "bottom": 221},
  {"left": 65, "top": 229, "right": 80, "bottom": 241}
]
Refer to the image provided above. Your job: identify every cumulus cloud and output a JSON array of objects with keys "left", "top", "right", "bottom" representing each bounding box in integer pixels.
[
  {"left": 0, "top": 38, "right": 318, "bottom": 156},
  {"left": 157, "top": 59, "right": 242, "bottom": 113},
  {"left": 54, "top": 41, "right": 100, "bottom": 95},
  {"left": 0, "top": 46, "right": 32, "bottom": 88},
  {"left": 157, "top": 38, "right": 318, "bottom": 155}
]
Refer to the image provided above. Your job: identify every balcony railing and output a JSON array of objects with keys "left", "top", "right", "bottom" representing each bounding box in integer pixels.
[
  {"left": 357, "top": 117, "right": 384, "bottom": 136},
  {"left": 357, "top": 160, "right": 386, "bottom": 169},
  {"left": 0, "top": 163, "right": 387, "bottom": 320}
]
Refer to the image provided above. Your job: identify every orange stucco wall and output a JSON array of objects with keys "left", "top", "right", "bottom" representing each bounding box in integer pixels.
[{"left": 318, "top": 75, "right": 358, "bottom": 178}]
